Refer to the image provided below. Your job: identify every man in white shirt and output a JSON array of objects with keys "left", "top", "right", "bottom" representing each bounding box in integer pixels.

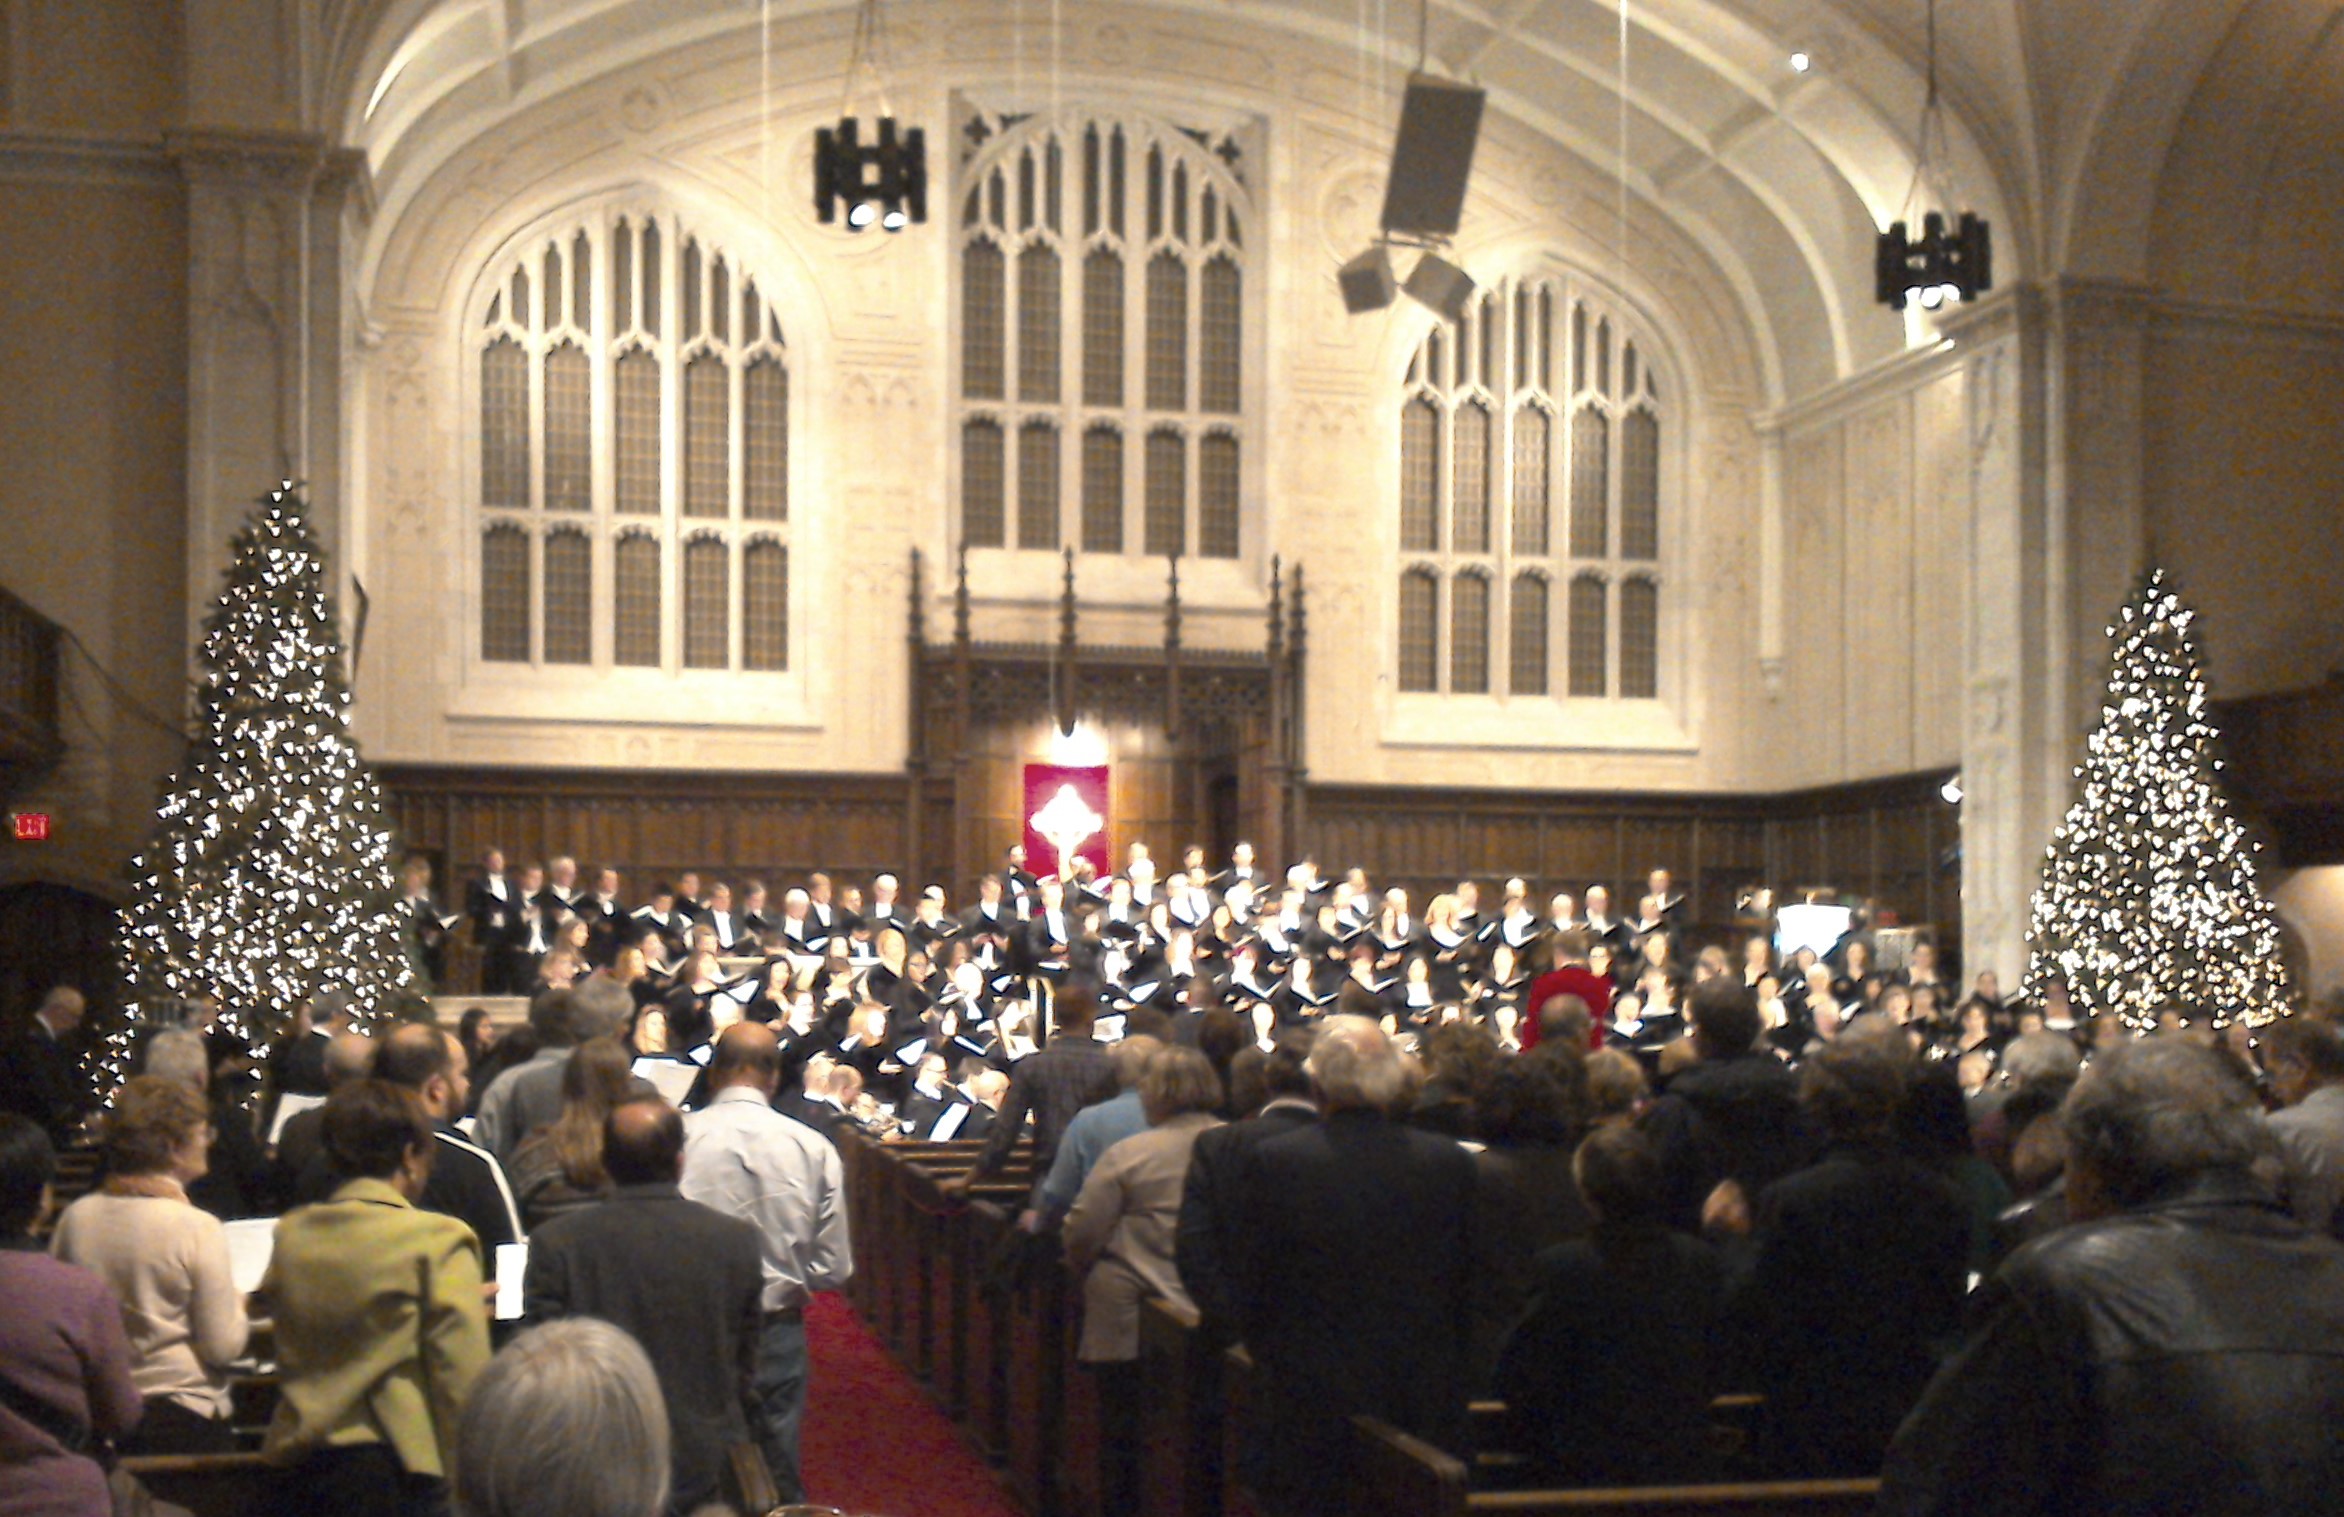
[{"left": 681, "top": 1024, "right": 852, "bottom": 1505}]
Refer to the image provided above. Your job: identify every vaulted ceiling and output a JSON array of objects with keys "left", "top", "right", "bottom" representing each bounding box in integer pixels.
[{"left": 306, "top": 0, "right": 2344, "bottom": 404}]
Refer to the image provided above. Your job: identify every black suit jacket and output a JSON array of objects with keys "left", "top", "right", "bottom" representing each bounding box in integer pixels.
[
  {"left": 1232, "top": 1109, "right": 1477, "bottom": 1517},
  {"left": 0, "top": 1024, "right": 90, "bottom": 1141},
  {"left": 1173, "top": 1100, "right": 1318, "bottom": 1334},
  {"left": 524, "top": 1184, "right": 765, "bottom": 1512}
]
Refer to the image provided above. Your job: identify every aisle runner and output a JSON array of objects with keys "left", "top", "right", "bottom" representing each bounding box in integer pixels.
[{"left": 800, "top": 1292, "right": 1027, "bottom": 1517}]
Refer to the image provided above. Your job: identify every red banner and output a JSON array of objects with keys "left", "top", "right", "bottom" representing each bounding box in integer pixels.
[{"left": 1023, "top": 763, "right": 1110, "bottom": 880}]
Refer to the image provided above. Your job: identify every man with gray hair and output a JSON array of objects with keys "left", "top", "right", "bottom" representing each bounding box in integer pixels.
[
  {"left": 1880, "top": 1037, "right": 2344, "bottom": 1515},
  {"left": 452, "top": 1318, "right": 670, "bottom": 1517},
  {"left": 1228, "top": 1015, "right": 1475, "bottom": 1517},
  {"left": 474, "top": 988, "right": 629, "bottom": 1162},
  {"left": 2263, "top": 1015, "right": 2344, "bottom": 1237}
]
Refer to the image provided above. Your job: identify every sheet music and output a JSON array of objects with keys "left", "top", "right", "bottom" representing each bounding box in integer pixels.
[
  {"left": 223, "top": 1218, "right": 276, "bottom": 1294},
  {"left": 632, "top": 1058, "right": 701, "bottom": 1106},
  {"left": 494, "top": 1243, "right": 528, "bottom": 1322}
]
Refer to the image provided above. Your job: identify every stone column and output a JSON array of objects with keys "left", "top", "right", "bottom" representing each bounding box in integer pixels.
[{"left": 168, "top": 129, "right": 370, "bottom": 642}]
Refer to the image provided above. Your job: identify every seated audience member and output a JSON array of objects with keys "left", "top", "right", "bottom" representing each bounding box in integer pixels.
[
  {"left": 505, "top": 1037, "right": 634, "bottom": 1231},
  {"left": 1230, "top": 1015, "right": 1476, "bottom": 1517},
  {"left": 524, "top": 1099, "right": 763, "bottom": 1513},
  {"left": 1881, "top": 1038, "right": 2344, "bottom": 1516},
  {"left": 376, "top": 1023, "right": 524, "bottom": 1253},
  {"left": 1465, "top": 1059, "right": 1591, "bottom": 1389},
  {"left": 261, "top": 1080, "right": 491, "bottom": 1517},
  {"left": 50, "top": 1077, "right": 250, "bottom": 1453},
  {"left": 453, "top": 1320, "right": 670, "bottom": 1517},
  {"left": 1064, "top": 1047, "right": 1227, "bottom": 1517},
  {"left": 1175, "top": 1035, "right": 1319, "bottom": 1338},
  {"left": 1495, "top": 1124, "right": 1723, "bottom": 1484},
  {"left": 2263, "top": 1015, "right": 2344, "bottom": 1238},
  {"left": 1034, "top": 1036, "right": 1165, "bottom": 1227},
  {"left": 1722, "top": 1041, "right": 1970, "bottom": 1477},
  {"left": 0, "top": 1115, "right": 143, "bottom": 1512},
  {"left": 1641, "top": 978, "right": 1812, "bottom": 1233}
]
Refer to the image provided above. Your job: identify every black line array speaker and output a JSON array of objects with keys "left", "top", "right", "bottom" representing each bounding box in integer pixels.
[{"left": 1380, "top": 72, "right": 1486, "bottom": 238}]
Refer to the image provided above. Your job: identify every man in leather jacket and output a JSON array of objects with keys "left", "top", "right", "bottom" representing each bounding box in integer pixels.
[{"left": 1879, "top": 1036, "right": 2344, "bottom": 1515}]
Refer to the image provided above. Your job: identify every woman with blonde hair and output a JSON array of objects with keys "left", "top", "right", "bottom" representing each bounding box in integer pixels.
[
  {"left": 503, "top": 1038, "right": 634, "bottom": 1231},
  {"left": 51, "top": 1075, "right": 251, "bottom": 1454}
]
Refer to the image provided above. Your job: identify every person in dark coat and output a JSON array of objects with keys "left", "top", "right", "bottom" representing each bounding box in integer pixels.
[
  {"left": 0, "top": 988, "right": 94, "bottom": 1143},
  {"left": 1640, "top": 977, "right": 1813, "bottom": 1232},
  {"left": 1721, "top": 1035, "right": 1970, "bottom": 1477},
  {"left": 524, "top": 1098, "right": 765, "bottom": 1515},
  {"left": 1229, "top": 1015, "right": 1476, "bottom": 1517},
  {"left": 1881, "top": 1038, "right": 2344, "bottom": 1517},
  {"left": 1465, "top": 1058, "right": 1592, "bottom": 1389},
  {"left": 1173, "top": 1035, "right": 1319, "bottom": 1339},
  {"left": 1495, "top": 1123, "right": 1723, "bottom": 1485}
]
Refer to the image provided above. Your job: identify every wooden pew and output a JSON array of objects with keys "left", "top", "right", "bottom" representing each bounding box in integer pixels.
[
  {"left": 1346, "top": 1417, "right": 1881, "bottom": 1517},
  {"left": 1136, "top": 1295, "right": 1226, "bottom": 1517},
  {"left": 119, "top": 1453, "right": 276, "bottom": 1517}
]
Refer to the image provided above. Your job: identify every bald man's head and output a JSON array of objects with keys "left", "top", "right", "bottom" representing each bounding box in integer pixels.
[
  {"left": 706, "top": 1021, "right": 782, "bottom": 1094},
  {"left": 323, "top": 1032, "right": 377, "bottom": 1089},
  {"left": 602, "top": 1098, "right": 685, "bottom": 1185}
]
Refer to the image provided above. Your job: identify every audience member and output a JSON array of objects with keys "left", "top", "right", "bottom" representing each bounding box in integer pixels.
[
  {"left": 0, "top": 988, "right": 96, "bottom": 1142},
  {"left": 261, "top": 1080, "right": 491, "bottom": 1517},
  {"left": 505, "top": 1036, "right": 634, "bottom": 1231},
  {"left": 1880, "top": 1038, "right": 2344, "bottom": 1515},
  {"left": 1641, "top": 977, "right": 1811, "bottom": 1232},
  {"left": 1581, "top": 1046, "right": 1649, "bottom": 1126},
  {"left": 1033, "top": 1035, "right": 1165, "bottom": 1226},
  {"left": 1464, "top": 1058, "right": 1591, "bottom": 1389},
  {"left": 1721, "top": 1041, "right": 1970, "bottom": 1476},
  {"left": 1174, "top": 1035, "right": 1318, "bottom": 1337},
  {"left": 950, "top": 982, "right": 1118, "bottom": 1202},
  {"left": 1063, "top": 1046, "right": 1227, "bottom": 1517},
  {"left": 0, "top": 1114, "right": 143, "bottom": 1512},
  {"left": 525, "top": 1098, "right": 763, "bottom": 1513},
  {"left": 141, "top": 1027, "right": 267, "bottom": 1220},
  {"left": 2263, "top": 1015, "right": 2344, "bottom": 1237},
  {"left": 453, "top": 1319, "right": 669, "bottom": 1517},
  {"left": 274, "top": 1030, "right": 376, "bottom": 1205},
  {"left": 475, "top": 989, "right": 623, "bottom": 1162},
  {"left": 679, "top": 1023, "right": 852, "bottom": 1505},
  {"left": 1230, "top": 1015, "right": 1476, "bottom": 1517},
  {"left": 376, "top": 1022, "right": 524, "bottom": 1252},
  {"left": 1494, "top": 1123, "right": 1723, "bottom": 1484},
  {"left": 50, "top": 1077, "right": 250, "bottom": 1454}
]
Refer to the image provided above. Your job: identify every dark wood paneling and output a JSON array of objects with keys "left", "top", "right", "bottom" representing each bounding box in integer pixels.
[{"left": 2217, "top": 680, "right": 2344, "bottom": 866}]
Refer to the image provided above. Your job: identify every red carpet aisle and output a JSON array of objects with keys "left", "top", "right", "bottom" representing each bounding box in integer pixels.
[{"left": 799, "top": 1292, "right": 1027, "bottom": 1517}]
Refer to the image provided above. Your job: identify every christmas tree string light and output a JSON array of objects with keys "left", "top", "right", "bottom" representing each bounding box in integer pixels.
[
  {"left": 2023, "top": 569, "right": 2291, "bottom": 1030},
  {"left": 111, "top": 486, "right": 412, "bottom": 1091}
]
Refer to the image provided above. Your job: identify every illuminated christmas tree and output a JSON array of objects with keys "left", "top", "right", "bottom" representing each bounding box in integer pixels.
[
  {"left": 115, "top": 486, "right": 411, "bottom": 1077},
  {"left": 2024, "top": 570, "right": 2290, "bottom": 1029}
]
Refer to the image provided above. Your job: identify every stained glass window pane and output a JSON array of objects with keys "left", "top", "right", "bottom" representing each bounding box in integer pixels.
[
  {"left": 481, "top": 525, "right": 531, "bottom": 662},
  {"left": 543, "top": 530, "right": 591, "bottom": 664},
  {"left": 1145, "top": 429, "right": 1185, "bottom": 557},
  {"left": 684, "top": 354, "right": 727, "bottom": 518},
  {"left": 1398, "top": 570, "right": 1438, "bottom": 693},
  {"left": 683, "top": 536, "right": 728, "bottom": 669},
  {"left": 1569, "top": 405, "right": 1609, "bottom": 557},
  {"left": 1018, "top": 421, "right": 1061, "bottom": 550},
  {"left": 1568, "top": 576, "right": 1608, "bottom": 697},
  {"left": 963, "top": 242, "right": 1006, "bottom": 400},
  {"left": 1018, "top": 246, "right": 1061, "bottom": 403},
  {"left": 1510, "top": 573, "right": 1549, "bottom": 696},
  {"left": 744, "top": 540, "right": 789, "bottom": 672},
  {"left": 1082, "top": 427, "right": 1124, "bottom": 553},
  {"left": 1199, "top": 433, "right": 1239, "bottom": 559},
  {"left": 1622, "top": 409, "right": 1660, "bottom": 560},
  {"left": 614, "top": 536, "right": 660, "bottom": 667},
  {"left": 481, "top": 338, "right": 528, "bottom": 509},
  {"left": 1512, "top": 405, "right": 1550, "bottom": 556},
  {"left": 744, "top": 357, "right": 788, "bottom": 521},
  {"left": 1451, "top": 573, "right": 1490, "bottom": 693},
  {"left": 543, "top": 343, "right": 590, "bottom": 512},
  {"left": 1200, "top": 255, "right": 1240, "bottom": 414},
  {"left": 1620, "top": 578, "right": 1659, "bottom": 698},
  {"left": 1145, "top": 252, "right": 1187, "bottom": 410},
  {"left": 614, "top": 349, "right": 660, "bottom": 515},
  {"left": 1401, "top": 398, "right": 1440, "bottom": 552},
  {"left": 1453, "top": 402, "right": 1491, "bottom": 553},
  {"left": 963, "top": 418, "right": 1006, "bottom": 547},
  {"left": 1083, "top": 250, "right": 1124, "bottom": 407}
]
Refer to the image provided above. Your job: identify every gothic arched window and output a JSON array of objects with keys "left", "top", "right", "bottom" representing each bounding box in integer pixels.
[{"left": 1396, "top": 275, "right": 1667, "bottom": 700}]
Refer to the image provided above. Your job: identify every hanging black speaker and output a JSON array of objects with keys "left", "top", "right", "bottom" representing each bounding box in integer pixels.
[{"left": 1380, "top": 72, "right": 1485, "bottom": 239}]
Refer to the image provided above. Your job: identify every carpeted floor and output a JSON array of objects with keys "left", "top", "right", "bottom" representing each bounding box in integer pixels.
[{"left": 799, "top": 1292, "right": 1027, "bottom": 1517}]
